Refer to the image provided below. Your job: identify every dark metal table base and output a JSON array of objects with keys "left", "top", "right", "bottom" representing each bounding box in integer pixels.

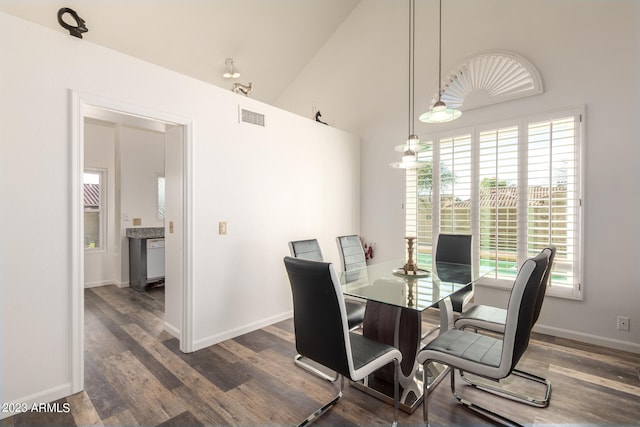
[
  {"left": 350, "top": 361, "right": 449, "bottom": 413},
  {"left": 352, "top": 300, "right": 452, "bottom": 413}
]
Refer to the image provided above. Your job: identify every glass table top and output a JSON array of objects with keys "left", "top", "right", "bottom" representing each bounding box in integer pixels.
[{"left": 340, "top": 258, "right": 493, "bottom": 312}]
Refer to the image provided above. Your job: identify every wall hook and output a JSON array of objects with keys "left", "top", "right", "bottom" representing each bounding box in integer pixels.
[{"left": 57, "top": 8, "right": 88, "bottom": 38}]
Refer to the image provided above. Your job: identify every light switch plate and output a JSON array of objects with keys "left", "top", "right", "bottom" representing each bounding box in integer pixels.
[
  {"left": 219, "top": 221, "right": 227, "bottom": 235},
  {"left": 133, "top": 218, "right": 142, "bottom": 226}
]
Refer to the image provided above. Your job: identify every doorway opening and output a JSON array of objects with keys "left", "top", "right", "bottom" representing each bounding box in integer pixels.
[{"left": 71, "top": 93, "right": 193, "bottom": 393}]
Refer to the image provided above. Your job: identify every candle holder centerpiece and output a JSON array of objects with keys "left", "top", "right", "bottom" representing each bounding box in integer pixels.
[
  {"left": 393, "top": 236, "right": 430, "bottom": 277},
  {"left": 403, "top": 236, "right": 417, "bottom": 274}
]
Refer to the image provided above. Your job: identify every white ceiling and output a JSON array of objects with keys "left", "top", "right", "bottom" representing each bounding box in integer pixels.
[{"left": 0, "top": 0, "right": 360, "bottom": 105}]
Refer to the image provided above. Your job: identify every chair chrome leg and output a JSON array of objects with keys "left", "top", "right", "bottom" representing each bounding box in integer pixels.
[
  {"left": 298, "top": 376, "right": 344, "bottom": 427},
  {"left": 393, "top": 359, "right": 399, "bottom": 427},
  {"left": 422, "top": 361, "right": 429, "bottom": 425},
  {"left": 450, "top": 369, "right": 523, "bottom": 427},
  {"left": 294, "top": 354, "right": 339, "bottom": 382},
  {"left": 459, "top": 367, "right": 551, "bottom": 407},
  {"left": 293, "top": 320, "right": 362, "bottom": 383}
]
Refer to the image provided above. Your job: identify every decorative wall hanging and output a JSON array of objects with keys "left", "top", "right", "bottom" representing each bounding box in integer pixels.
[
  {"left": 231, "top": 82, "right": 253, "bottom": 96},
  {"left": 429, "top": 51, "right": 544, "bottom": 111},
  {"left": 57, "top": 8, "right": 88, "bottom": 38},
  {"left": 314, "top": 111, "right": 329, "bottom": 125}
]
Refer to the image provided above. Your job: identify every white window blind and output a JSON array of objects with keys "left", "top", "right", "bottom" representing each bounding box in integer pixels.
[
  {"left": 439, "top": 134, "right": 472, "bottom": 235},
  {"left": 405, "top": 167, "right": 418, "bottom": 238},
  {"left": 83, "top": 169, "right": 105, "bottom": 250},
  {"left": 478, "top": 125, "right": 519, "bottom": 280},
  {"left": 407, "top": 108, "right": 582, "bottom": 299},
  {"left": 527, "top": 116, "right": 580, "bottom": 293},
  {"left": 413, "top": 144, "right": 434, "bottom": 264}
]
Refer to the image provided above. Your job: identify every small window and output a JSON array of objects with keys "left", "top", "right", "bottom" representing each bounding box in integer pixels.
[
  {"left": 84, "top": 170, "right": 105, "bottom": 250},
  {"left": 157, "top": 176, "right": 165, "bottom": 220}
]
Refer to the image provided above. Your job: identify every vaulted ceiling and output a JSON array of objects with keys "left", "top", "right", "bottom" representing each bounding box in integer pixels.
[
  {"left": 0, "top": 0, "right": 360, "bottom": 105},
  {"left": 3, "top": 1, "right": 581, "bottom": 138}
]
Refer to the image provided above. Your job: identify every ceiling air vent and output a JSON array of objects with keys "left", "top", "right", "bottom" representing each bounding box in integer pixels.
[{"left": 239, "top": 106, "right": 265, "bottom": 127}]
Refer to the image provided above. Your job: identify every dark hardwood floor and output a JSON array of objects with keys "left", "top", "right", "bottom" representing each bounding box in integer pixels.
[{"left": 3, "top": 285, "right": 639, "bottom": 426}]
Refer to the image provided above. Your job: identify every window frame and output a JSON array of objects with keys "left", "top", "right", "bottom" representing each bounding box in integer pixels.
[
  {"left": 83, "top": 168, "right": 107, "bottom": 252},
  {"left": 407, "top": 107, "right": 584, "bottom": 300}
]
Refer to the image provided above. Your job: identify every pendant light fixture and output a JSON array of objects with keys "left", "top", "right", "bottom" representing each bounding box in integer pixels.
[
  {"left": 390, "top": 0, "right": 422, "bottom": 169},
  {"left": 419, "top": 0, "right": 461, "bottom": 123}
]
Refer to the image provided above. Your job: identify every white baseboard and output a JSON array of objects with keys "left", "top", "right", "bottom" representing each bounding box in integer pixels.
[
  {"left": 83, "top": 280, "right": 113, "bottom": 288},
  {"left": 115, "top": 280, "right": 129, "bottom": 288},
  {"left": 0, "top": 383, "right": 73, "bottom": 420},
  {"left": 164, "top": 321, "right": 181, "bottom": 340},
  {"left": 534, "top": 324, "right": 640, "bottom": 354},
  {"left": 84, "top": 280, "right": 128, "bottom": 289},
  {"left": 192, "top": 310, "right": 293, "bottom": 352}
]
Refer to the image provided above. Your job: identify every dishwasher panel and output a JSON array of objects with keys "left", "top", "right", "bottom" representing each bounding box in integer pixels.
[{"left": 146, "top": 238, "right": 165, "bottom": 281}]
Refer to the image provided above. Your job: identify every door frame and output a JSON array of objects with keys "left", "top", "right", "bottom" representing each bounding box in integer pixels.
[{"left": 70, "top": 90, "right": 194, "bottom": 393}]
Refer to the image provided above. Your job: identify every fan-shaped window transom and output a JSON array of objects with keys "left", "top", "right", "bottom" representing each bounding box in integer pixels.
[{"left": 430, "top": 51, "right": 543, "bottom": 111}]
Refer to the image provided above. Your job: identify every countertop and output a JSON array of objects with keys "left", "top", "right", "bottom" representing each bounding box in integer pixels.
[{"left": 126, "top": 227, "right": 164, "bottom": 239}]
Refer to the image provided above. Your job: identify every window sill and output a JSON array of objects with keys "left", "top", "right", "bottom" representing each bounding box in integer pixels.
[
  {"left": 475, "top": 277, "right": 583, "bottom": 301},
  {"left": 84, "top": 248, "right": 106, "bottom": 254}
]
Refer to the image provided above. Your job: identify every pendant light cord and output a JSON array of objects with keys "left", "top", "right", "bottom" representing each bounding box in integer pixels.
[
  {"left": 409, "top": 0, "right": 416, "bottom": 138},
  {"left": 437, "top": 0, "right": 442, "bottom": 103}
]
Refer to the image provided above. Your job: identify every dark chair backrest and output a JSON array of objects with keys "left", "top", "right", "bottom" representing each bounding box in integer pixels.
[
  {"left": 435, "top": 234, "right": 473, "bottom": 311},
  {"left": 435, "top": 234, "right": 472, "bottom": 265},
  {"left": 501, "top": 251, "right": 550, "bottom": 374},
  {"left": 336, "top": 235, "right": 366, "bottom": 282},
  {"left": 533, "top": 246, "right": 556, "bottom": 325},
  {"left": 283, "top": 256, "right": 351, "bottom": 377},
  {"left": 288, "top": 239, "right": 324, "bottom": 261}
]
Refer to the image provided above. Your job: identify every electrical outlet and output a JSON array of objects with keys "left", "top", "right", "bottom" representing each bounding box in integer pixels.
[{"left": 617, "top": 316, "right": 630, "bottom": 331}]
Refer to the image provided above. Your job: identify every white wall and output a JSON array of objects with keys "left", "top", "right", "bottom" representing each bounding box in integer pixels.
[
  {"left": 0, "top": 12, "right": 360, "bottom": 412},
  {"left": 277, "top": 0, "right": 640, "bottom": 352},
  {"left": 120, "top": 126, "right": 165, "bottom": 230}
]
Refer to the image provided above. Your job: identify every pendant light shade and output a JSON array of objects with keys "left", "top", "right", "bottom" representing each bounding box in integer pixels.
[
  {"left": 419, "top": 0, "right": 461, "bottom": 124},
  {"left": 419, "top": 100, "right": 461, "bottom": 123},
  {"left": 390, "top": 134, "right": 419, "bottom": 169},
  {"left": 394, "top": 139, "right": 430, "bottom": 153}
]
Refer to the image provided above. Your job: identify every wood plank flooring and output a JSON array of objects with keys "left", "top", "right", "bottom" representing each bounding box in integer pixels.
[{"left": 2, "top": 285, "right": 639, "bottom": 426}]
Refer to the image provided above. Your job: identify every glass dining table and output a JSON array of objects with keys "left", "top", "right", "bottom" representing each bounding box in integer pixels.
[{"left": 340, "top": 258, "right": 493, "bottom": 413}]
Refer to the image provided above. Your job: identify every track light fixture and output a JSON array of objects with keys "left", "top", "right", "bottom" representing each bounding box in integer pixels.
[{"left": 223, "top": 58, "right": 240, "bottom": 79}]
